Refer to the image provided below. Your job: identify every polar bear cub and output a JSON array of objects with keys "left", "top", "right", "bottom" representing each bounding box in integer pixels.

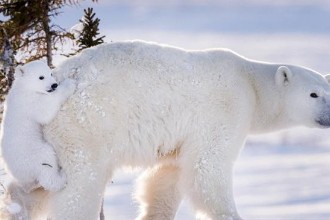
[{"left": 0, "top": 60, "right": 76, "bottom": 192}]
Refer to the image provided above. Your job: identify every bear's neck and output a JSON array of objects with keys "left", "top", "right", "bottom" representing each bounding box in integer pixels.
[{"left": 247, "top": 62, "right": 292, "bottom": 134}]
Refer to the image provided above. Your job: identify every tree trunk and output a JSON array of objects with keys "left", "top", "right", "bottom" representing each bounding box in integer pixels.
[
  {"left": 1, "top": 28, "right": 16, "bottom": 88},
  {"left": 41, "top": 1, "right": 53, "bottom": 68},
  {"left": 44, "top": 23, "right": 53, "bottom": 68},
  {"left": 6, "top": 65, "right": 15, "bottom": 88}
]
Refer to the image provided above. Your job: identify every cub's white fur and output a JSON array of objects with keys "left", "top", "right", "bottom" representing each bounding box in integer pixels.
[{"left": 0, "top": 61, "right": 75, "bottom": 193}]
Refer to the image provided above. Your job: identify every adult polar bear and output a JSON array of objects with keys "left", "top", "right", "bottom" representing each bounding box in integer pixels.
[{"left": 35, "top": 40, "right": 330, "bottom": 219}]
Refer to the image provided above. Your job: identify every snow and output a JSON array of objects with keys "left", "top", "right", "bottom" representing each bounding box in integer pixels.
[
  {"left": 102, "top": 141, "right": 330, "bottom": 219},
  {"left": 235, "top": 143, "right": 330, "bottom": 220},
  {"left": 69, "top": 22, "right": 83, "bottom": 39}
]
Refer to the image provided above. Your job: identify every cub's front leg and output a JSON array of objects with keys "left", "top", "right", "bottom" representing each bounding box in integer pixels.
[{"left": 36, "top": 78, "right": 76, "bottom": 124}]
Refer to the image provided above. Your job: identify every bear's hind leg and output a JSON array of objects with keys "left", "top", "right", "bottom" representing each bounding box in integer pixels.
[{"left": 136, "top": 163, "right": 182, "bottom": 220}]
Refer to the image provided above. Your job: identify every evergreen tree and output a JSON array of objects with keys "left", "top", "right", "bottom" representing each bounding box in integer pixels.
[
  {"left": 77, "top": 7, "right": 105, "bottom": 52},
  {"left": 0, "top": 0, "right": 76, "bottom": 68},
  {"left": 0, "top": 0, "right": 73, "bottom": 106},
  {"left": 0, "top": 0, "right": 96, "bottom": 102}
]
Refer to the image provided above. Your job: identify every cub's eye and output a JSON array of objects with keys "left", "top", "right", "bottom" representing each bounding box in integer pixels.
[
  {"left": 39, "top": 76, "right": 44, "bottom": 80},
  {"left": 310, "top": 93, "right": 318, "bottom": 98}
]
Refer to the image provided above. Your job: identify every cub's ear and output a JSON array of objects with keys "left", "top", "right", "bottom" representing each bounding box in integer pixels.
[
  {"left": 14, "top": 65, "right": 24, "bottom": 78},
  {"left": 275, "top": 66, "right": 292, "bottom": 86},
  {"left": 324, "top": 74, "right": 330, "bottom": 84}
]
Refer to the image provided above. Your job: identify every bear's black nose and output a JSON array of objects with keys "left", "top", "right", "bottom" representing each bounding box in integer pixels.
[{"left": 51, "top": 83, "right": 58, "bottom": 89}]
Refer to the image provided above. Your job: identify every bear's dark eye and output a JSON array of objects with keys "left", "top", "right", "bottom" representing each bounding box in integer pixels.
[
  {"left": 39, "top": 76, "right": 44, "bottom": 80},
  {"left": 310, "top": 93, "right": 318, "bottom": 98}
]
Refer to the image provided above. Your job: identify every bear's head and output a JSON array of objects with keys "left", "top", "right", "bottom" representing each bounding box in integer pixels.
[
  {"left": 14, "top": 61, "right": 58, "bottom": 94},
  {"left": 275, "top": 65, "right": 330, "bottom": 128}
]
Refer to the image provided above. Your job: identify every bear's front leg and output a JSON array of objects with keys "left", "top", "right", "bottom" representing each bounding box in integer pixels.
[{"left": 180, "top": 137, "right": 244, "bottom": 220}]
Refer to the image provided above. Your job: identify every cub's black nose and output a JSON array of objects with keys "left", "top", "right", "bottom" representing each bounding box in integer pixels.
[{"left": 51, "top": 83, "right": 58, "bottom": 89}]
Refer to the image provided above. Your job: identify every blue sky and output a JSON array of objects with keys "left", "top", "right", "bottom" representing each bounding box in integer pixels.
[
  {"left": 56, "top": 1, "right": 330, "bottom": 34},
  {"left": 2, "top": 1, "right": 330, "bottom": 71}
]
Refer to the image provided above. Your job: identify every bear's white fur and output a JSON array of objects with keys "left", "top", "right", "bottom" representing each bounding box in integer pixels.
[
  {"left": 0, "top": 61, "right": 75, "bottom": 193},
  {"left": 5, "top": 41, "right": 330, "bottom": 220}
]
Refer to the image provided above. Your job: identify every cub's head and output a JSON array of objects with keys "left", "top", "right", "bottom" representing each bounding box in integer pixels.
[
  {"left": 275, "top": 65, "right": 330, "bottom": 128},
  {"left": 14, "top": 61, "right": 58, "bottom": 94}
]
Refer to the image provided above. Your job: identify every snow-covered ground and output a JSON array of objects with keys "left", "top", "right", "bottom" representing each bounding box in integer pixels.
[
  {"left": 236, "top": 141, "right": 330, "bottom": 220},
  {"left": 103, "top": 137, "right": 330, "bottom": 220}
]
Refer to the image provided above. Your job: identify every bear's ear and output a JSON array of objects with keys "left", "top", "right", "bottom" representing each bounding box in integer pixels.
[
  {"left": 275, "top": 66, "right": 292, "bottom": 86},
  {"left": 14, "top": 65, "right": 25, "bottom": 78},
  {"left": 324, "top": 74, "right": 330, "bottom": 84}
]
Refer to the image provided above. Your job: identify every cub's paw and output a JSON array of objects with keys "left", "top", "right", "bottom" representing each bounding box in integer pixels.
[{"left": 39, "top": 167, "right": 67, "bottom": 192}]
